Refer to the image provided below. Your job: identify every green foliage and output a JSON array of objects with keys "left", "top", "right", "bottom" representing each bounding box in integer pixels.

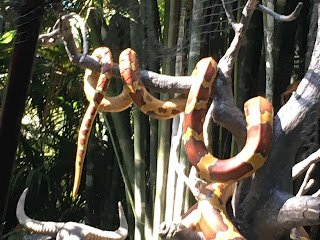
[
  {"left": 157, "top": 0, "right": 166, "bottom": 29},
  {"left": 1, "top": 226, "right": 25, "bottom": 240},
  {"left": 0, "top": 31, "right": 15, "bottom": 44},
  {"left": 1, "top": 3, "right": 91, "bottom": 235}
]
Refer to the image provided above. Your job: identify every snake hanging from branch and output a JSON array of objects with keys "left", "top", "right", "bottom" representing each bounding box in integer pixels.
[
  {"left": 83, "top": 56, "right": 133, "bottom": 112},
  {"left": 72, "top": 47, "right": 189, "bottom": 197},
  {"left": 72, "top": 47, "right": 132, "bottom": 198},
  {"left": 117, "top": 51, "right": 310, "bottom": 240}
]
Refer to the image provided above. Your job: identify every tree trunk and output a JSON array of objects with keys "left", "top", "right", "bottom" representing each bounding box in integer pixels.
[
  {"left": 153, "top": 1, "right": 180, "bottom": 238},
  {"left": 145, "top": 0, "right": 161, "bottom": 238},
  {"left": 0, "top": 1, "right": 44, "bottom": 236},
  {"left": 235, "top": 5, "right": 320, "bottom": 239}
]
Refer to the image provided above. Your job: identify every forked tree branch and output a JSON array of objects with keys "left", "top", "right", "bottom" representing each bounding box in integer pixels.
[
  {"left": 39, "top": 13, "right": 196, "bottom": 94},
  {"left": 297, "top": 163, "right": 316, "bottom": 196},
  {"left": 292, "top": 148, "right": 320, "bottom": 179},
  {"left": 38, "top": 2, "right": 304, "bottom": 97},
  {"left": 207, "top": 0, "right": 259, "bottom": 146}
]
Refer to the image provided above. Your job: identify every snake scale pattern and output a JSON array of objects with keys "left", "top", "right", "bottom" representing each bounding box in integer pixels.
[
  {"left": 72, "top": 47, "right": 114, "bottom": 198},
  {"left": 179, "top": 56, "right": 273, "bottom": 239}
]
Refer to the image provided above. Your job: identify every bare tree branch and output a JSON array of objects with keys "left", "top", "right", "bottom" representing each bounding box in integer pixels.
[
  {"left": 257, "top": 2, "right": 303, "bottom": 22},
  {"left": 39, "top": 13, "right": 88, "bottom": 56},
  {"left": 278, "top": 196, "right": 320, "bottom": 229},
  {"left": 297, "top": 163, "right": 316, "bottom": 196},
  {"left": 312, "top": 189, "right": 320, "bottom": 197},
  {"left": 38, "top": 12, "right": 197, "bottom": 94},
  {"left": 37, "top": 1, "right": 303, "bottom": 98},
  {"left": 206, "top": 0, "right": 260, "bottom": 147},
  {"left": 292, "top": 148, "right": 320, "bottom": 179},
  {"left": 221, "top": 0, "right": 237, "bottom": 29}
]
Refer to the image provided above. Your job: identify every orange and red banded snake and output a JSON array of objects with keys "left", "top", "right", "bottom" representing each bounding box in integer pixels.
[
  {"left": 72, "top": 47, "right": 114, "bottom": 198},
  {"left": 72, "top": 47, "right": 308, "bottom": 240},
  {"left": 178, "top": 56, "right": 274, "bottom": 239},
  {"left": 180, "top": 58, "right": 309, "bottom": 240},
  {"left": 83, "top": 51, "right": 133, "bottom": 112},
  {"left": 117, "top": 50, "right": 273, "bottom": 238}
]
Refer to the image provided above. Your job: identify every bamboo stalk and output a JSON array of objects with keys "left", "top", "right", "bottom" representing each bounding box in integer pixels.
[
  {"left": 133, "top": 107, "right": 146, "bottom": 240},
  {"left": 153, "top": 0, "right": 180, "bottom": 238},
  {"left": 152, "top": 114, "right": 171, "bottom": 239},
  {"left": 173, "top": 115, "right": 189, "bottom": 221},
  {"left": 172, "top": 0, "right": 191, "bottom": 221},
  {"left": 262, "top": 0, "right": 275, "bottom": 103},
  {"left": 103, "top": 114, "right": 135, "bottom": 215},
  {"left": 187, "top": 0, "right": 204, "bottom": 75},
  {"left": 145, "top": 0, "right": 161, "bottom": 235},
  {"left": 105, "top": 158, "right": 121, "bottom": 229},
  {"left": 165, "top": 116, "right": 179, "bottom": 223}
]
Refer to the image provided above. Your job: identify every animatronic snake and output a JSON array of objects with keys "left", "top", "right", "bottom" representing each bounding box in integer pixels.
[
  {"left": 72, "top": 47, "right": 116, "bottom": 198},
  {"left": 180, "top": 57, "right": 274, "bottom": 239}
]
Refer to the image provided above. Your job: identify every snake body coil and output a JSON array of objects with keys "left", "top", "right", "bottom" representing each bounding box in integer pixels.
[
  {"left": 183, "top": 57, "right": 273, "bottom": 182},
  {"left": 83, "top": 50, "right": 132, "bottom": 112},
  {"left": 118, "top": 48, "right": 187, "bottom": 119},
  {"left": 181, "top": 57, "right": 274, "bottom": 239}
]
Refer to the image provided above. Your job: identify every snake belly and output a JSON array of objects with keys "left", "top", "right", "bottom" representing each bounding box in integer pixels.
[
  {"left": 72, "top": 47, "right": 113, "bottom": 198},
  {"left": 118, "top": 48, "right": 187, "bottom": 119},
  {"left": 181, "top": 56, "right": 274, "bottom": 239}
]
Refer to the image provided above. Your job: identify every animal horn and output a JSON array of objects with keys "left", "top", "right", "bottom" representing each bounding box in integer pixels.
[
  {"left": 16, "top": 188, "right": 64, "bottom": 235},
  {"left": 83, "top": 202, "right": 128, "bottom": 240},
  {"left": 17, "top": 189, "right": 128, "bottom": 240}
]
